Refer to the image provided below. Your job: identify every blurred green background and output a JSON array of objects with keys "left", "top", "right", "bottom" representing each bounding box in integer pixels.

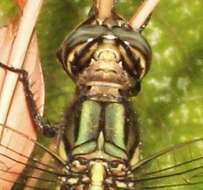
[{"left": 1, "top": 0, "right": 203, "bottom": 189}]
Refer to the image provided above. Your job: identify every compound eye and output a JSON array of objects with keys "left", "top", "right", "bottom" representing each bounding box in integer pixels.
[
  {"left": 70, "top": 159, "right": 88, "bottom": 172},
  {"left": 131, "top": 48, "right": 148, "bottom": 79}
]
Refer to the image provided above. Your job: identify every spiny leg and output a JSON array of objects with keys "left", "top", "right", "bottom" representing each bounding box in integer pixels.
[{"left": 0, "top": 62, "right": 58, "bottom": 137}]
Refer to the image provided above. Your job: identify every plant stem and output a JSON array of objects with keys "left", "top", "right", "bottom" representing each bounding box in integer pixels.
[
  {"left": 0, "top": 0, "right": 43, "bottom": 126},
  {"left": 96, "top": 0, "right": 114, "bottom": 20},
  {"left": 129, "top": 0, "right": 160, "bottom": 30}
]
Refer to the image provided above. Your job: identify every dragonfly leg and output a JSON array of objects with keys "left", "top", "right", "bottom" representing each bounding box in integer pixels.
[{"left": 0, "top": 62, "right": 58, "bottom": 137}]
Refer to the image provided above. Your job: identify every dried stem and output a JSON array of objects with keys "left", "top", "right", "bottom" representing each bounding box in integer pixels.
[
  {"left": 96, "top": 0, "right": 114, "bottom": 20},
  {"left": 0, "top": 0, "right": 43, "bottom": 124},
  {"left": 129, "top": 0, "right": 160, "bottom": 31}
]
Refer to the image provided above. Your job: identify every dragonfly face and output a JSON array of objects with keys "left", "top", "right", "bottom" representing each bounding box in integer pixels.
[{"left": 57, "top": 19, "right": 152, "bottom": 98}]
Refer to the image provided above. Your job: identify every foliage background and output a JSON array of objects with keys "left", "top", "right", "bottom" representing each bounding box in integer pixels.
[{"left": 0, "top": 0, "right": 203, "bottom": 189}]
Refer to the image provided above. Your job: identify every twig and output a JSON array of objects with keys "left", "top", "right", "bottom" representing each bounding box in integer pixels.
[
  {"left": 129, "top": 0, "right": 160, "bottom": 31},
  {"left": 0, "top": 0, "right": 43, "bottom": 124},
  {"left": 96, "top": 0, "right": 115, "bottom": 20}
]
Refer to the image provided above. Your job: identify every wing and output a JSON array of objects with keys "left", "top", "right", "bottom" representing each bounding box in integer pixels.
[
  {"left": 0, "top": 14, "right": 45, "bottom": 188},
  {"left": 0, "top": 123, "right": 66, "bottom": 190},
  {"left": 127, "top": 138, "right": 203, "bottom": 190}
]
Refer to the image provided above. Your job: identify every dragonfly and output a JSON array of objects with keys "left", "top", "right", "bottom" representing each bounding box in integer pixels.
[{"left": 0, "top": 1, "right": 203, "bottom": 190}]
